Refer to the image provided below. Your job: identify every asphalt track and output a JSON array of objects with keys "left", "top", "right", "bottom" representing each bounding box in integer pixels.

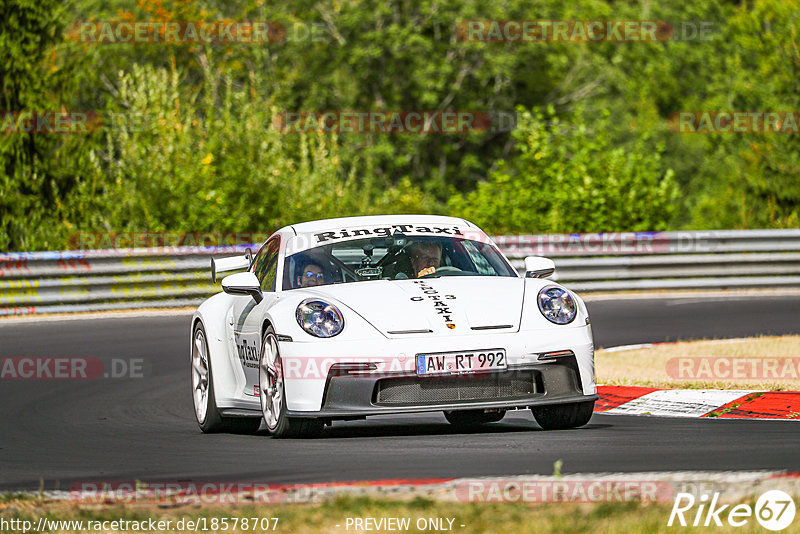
[{"left": 1, "top": 295, "right": 799, "bottom": 491}]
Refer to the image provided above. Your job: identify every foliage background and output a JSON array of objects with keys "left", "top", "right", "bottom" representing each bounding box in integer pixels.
[{"left": 1, "top": 0, "right": 798, "bottom": 250}]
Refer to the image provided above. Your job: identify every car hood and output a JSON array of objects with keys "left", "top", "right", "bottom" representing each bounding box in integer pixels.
[{"left": 305, "top": 276, "right": 525, "bottom": 337}]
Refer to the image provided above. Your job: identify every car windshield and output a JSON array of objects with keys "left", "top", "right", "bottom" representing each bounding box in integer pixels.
[{"left": 283, "top": 235, "right": 517, "bottom": 289}]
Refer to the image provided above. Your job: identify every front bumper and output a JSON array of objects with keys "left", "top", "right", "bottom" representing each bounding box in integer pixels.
[
  {"left": 286, "top": 354, "right": 594, "bottom": 419},
  {"left": 277, "top": 325, "right": 595, "bottom": 414}
]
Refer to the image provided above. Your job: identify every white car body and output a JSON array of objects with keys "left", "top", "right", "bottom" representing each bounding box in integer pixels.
[{"left": 191, "top": 215, "right": 596, "bottom": 436}]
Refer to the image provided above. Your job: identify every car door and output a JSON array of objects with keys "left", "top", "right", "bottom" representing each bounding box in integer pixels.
[{"left": 230, "top": 235, "right": 281, "bottom": 399}]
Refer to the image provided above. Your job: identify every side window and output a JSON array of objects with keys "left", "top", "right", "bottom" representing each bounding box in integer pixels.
[{"left": 253, "top": 237, "right": 280, "bottom": 291}]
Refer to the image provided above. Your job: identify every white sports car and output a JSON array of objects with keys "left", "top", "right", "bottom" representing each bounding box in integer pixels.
[{"left": 191, "top": 215, "right": 596, "bottom": 437}]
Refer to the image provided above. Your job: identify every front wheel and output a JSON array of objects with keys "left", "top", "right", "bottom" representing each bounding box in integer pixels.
[
  {"left": 531, "top": 401, "right": 595, "bottom": 430},
  {"left": 259, "top": 328, "right": 323, "bottom": 438}
]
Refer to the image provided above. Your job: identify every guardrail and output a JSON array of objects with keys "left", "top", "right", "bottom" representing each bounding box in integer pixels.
[{"left": 1, "top": 230, "right": 799, "bottom": 316}]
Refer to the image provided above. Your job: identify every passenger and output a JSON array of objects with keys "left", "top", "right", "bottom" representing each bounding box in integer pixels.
[{"left": 297, "top": 261, "right": 326, "bottom": 287}]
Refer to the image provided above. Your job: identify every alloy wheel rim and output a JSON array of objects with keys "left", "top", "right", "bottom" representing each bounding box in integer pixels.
[
  {"left": 260, "top": 334, "right": 283, "bottom": 430},
  {"left": 192, "top": 329, "right": 209, "bottom": 423}
]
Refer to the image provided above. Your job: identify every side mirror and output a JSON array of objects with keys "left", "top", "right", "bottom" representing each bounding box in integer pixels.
[
  {"left": 221, "top": 272, "right": 263, "bottom": 304},
  {"left": 524, "top": 256, "right": 556, "bottom": 279}
]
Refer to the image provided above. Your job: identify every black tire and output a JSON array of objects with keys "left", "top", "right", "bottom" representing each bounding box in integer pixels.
[
  {"left": 260, "top": 326, "right": 323, "bottom": 439},
  {"left": 192, "top": 323, "right": 225, "bottom": 433},
  {"left": 444, "top": 409, "right": 506, "bottom": 427},
  {"left": 531, "top": 401, "right": 595, "bottom": 430},
  {"left": 192, "top": 323, "right": 261, "bottom": 434}
]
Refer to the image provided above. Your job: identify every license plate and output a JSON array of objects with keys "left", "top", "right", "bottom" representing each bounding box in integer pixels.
[{"left": 415, "top": 349, "right": 507, "bottom": 376}]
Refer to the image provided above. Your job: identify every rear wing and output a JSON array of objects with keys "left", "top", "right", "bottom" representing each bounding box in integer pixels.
[{"left": 211, "top": 250, "right": 253, "bottom": 283}]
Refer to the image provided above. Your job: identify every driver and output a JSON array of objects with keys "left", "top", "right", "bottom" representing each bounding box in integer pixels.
[
  {"left": 407, "top": 241, "right": 442, "bottom": 278},
  {"left": 297, "top": 261, "right": 326, "bottom": 287}
]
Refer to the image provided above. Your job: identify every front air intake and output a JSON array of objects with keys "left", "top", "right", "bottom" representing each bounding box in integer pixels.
[{"left": 373, "top": 371, "right": 540, "bottom": 406}]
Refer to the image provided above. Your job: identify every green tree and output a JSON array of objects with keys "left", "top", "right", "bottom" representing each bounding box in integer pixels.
[
  {"left": 75, "top": 61, "right": 436, "bottom": 236},
  {"left": 449, "top": 107, "right": 679, "bottom": 233},
  {"left": 0, "top": 0, "right": 86, "bottom": 250},
  {"left": 684, "top": 0, "right": 800, "bottom": 228}
]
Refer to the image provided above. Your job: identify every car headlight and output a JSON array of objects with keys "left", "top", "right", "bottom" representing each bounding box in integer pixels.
[
  {"left": 296, "top": 299, "right": 344, "bottom": 337},
  {"left": 537, "top": 285, "right": 577, "bottom": 325}
]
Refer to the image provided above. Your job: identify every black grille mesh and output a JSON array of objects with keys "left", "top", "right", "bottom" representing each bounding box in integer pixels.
[{"left": 374, "top": 371, "right": 538, "bottom": 405}]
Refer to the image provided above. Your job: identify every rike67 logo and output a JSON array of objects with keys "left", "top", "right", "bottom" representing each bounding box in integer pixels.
[{"left": 668, "top": 490, "right": 796, "bottom": 530}]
